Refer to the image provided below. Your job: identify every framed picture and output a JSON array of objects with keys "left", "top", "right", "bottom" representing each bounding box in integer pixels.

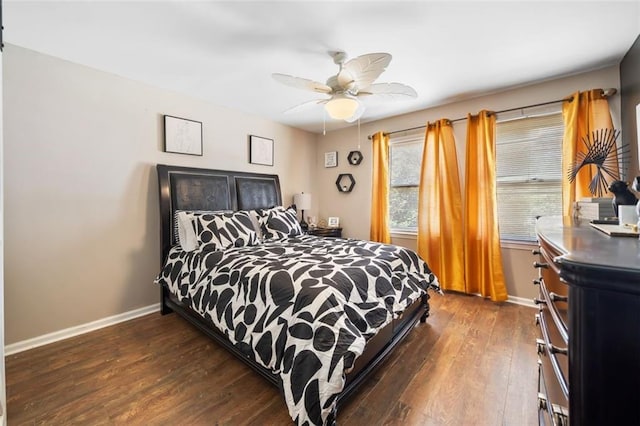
[
  {"left": 164, "top": 115, "right": 203, "bottom": 156},
  {"left": 249, "top": 135, "right": 274, "bottom": 166},
  {"left": 327, "top": 216, "right": 340, "bottom": 228},
  {"left": 324, "top": 151, "right": 338, "bottom": 168}
]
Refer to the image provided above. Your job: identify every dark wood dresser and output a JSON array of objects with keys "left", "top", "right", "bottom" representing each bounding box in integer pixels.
[
  {"left": 534, "top": 216, "right": 640, "bottom": 426},
  {"left": 307, "top": 227, "right": 342, "bottom": 238}
]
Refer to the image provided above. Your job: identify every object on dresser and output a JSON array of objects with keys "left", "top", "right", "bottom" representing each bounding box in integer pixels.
[
  {"left": 567, "top": 128, "right": 626, "bottom": 197},
  {"left": 307, "top": 215, "right": 318, "bottom": 229},
  {"left": 575, "top": 198, "right": 615, "bottom": 221},
  {"left": 631, "top": 176, "right": 640, "bottom": 227},
  {"left": 327, "top": 216, "right": 340, "bottom": 228},
  {"left": 293, "top": 192, "right": 311, "bottom": 231},
  {"left": 607, "top": 180, "right": 638, "bottom": 217}
]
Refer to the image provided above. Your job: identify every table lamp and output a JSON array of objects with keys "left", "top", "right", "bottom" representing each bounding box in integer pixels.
[{"left": 293, "top": 192, "right": 311, "bottom": 231}]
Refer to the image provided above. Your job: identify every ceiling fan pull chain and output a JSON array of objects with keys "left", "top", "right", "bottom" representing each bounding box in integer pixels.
[{"left": 323, "top": 110, "right": 326, "bottom": 136}]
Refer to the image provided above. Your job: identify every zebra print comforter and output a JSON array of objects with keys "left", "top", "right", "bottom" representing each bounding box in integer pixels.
[{"left": 155, "top": 235, "right": 440, "bottom": 425}]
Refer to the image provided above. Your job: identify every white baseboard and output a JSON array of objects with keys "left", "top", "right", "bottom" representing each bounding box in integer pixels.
[
  {"left": 5, "top": 304, "right": 160, "bottom": 356},
  {"left": 507, "top": 295, "right": 536, "bottom": 308}
]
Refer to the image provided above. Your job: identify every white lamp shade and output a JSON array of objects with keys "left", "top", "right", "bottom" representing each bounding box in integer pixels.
[
  {"left": 293, "top": 192, "right": 311, "bottom": 211},
  {"left": 325, "top": 95, "right": 359, "bottom": 120}
]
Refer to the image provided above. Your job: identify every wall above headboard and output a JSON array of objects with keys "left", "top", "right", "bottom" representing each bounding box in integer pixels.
[{"left": 621, "top": 33, "right": 640, "bottom": 178}]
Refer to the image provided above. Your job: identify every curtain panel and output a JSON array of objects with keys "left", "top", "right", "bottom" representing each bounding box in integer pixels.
[
  {"left": 370, "top": 131, "right": 391, "bottom": 243},
  {"left": 417, "top": 119, "right": 466, "bottom": 292},
  {"left": 464, "top": 111, "right": 508, "bottom": 302},
  {"left": 561, "top": 89, "right": 616, "bottom": 216}
]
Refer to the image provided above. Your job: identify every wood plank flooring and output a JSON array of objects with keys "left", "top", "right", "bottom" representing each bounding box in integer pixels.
[{"left": 6, "top": 292, "right": 538, "bottom": 425}]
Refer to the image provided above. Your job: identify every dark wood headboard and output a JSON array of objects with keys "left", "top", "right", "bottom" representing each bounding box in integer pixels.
[{"left": 156, "top": 164, "right": 281, "bottom": 263}]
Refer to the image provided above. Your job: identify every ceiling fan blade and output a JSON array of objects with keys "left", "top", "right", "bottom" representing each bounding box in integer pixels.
[
  {"left": 272, "top": 73, "right": 332, "bottom": 94},
  {"left": 282, "top": 98, "right": 329, "bottom": 115},
  {"left": 340, "top": 53, "right": 392, "bottom": 90},
  {"left": 359, "top": 82, "right": 418, "bottom": 98},
  {"left": 344, "top": 103, "right": 366, "bottom": 123}
]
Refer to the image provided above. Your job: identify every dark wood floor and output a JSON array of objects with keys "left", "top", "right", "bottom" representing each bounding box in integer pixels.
[{"left": 6, "top": 292, "right": 538, "bottom": 425}]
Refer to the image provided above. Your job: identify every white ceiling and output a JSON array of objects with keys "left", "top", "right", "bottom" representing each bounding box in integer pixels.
[{"left": 4, "top": 1, "right": 640, "bottom": 134}]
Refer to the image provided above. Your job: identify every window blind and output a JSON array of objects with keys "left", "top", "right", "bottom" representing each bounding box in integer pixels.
[
  {"left": 389, "top": 137, "right": 422, "bottom": 230},
  {"left": 496, "top": 113, "right": 564, "bottom": 241}
]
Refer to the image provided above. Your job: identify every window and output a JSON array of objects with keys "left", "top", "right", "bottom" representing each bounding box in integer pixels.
[
  {"left": 496, "top": 113, "right": 564, "bottom": 241},
  {"left": 389, "top": 136, "right": 422, "bottom": 231}
]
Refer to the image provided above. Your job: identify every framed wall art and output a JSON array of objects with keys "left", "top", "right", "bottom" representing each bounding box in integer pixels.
[
  {"left": 164, "top": 115, "right": 203, "bottom": 156},
  {"left": 324, "top": 151, "right": 338, "bottom": 168},
  {"left": 249, "top": 135, "right": 274, "bottom": 166}
]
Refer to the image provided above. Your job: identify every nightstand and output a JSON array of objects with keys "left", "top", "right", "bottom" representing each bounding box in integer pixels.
[{"left": 307, "top": 227, "right": 342, "bottom": 238}]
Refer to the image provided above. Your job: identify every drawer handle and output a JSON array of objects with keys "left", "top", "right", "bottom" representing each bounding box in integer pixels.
[
  {"left": 536, "top": 338, "right": 545, "bottom": 355},
  {"left": 532, "top": 249, "right": 541, "bottom": 256},
  {"left": 548, "top": 344, "right": 568, "bottom": 356},
  {"left": 534, "top": 298, "right": 546, "bottom": 305},
  {"left": 533, "top": 278, "right": 541, "bottom": 286},
  {"left": 533, "top": 261, "right": 549, "bottom": 269},
  {"left": 549, "top": 292, "right": 568, "bottom": 303},
  {"left": 552, "top": 403, "right": 569, "bottom": 426},
  {"left": 537, "top": 392, "right": 548, "bottom": 410}
]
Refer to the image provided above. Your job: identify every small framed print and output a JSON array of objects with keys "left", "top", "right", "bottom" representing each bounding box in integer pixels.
[
  {"left": 164, "top": 115, "right": 203, "bottom": 156},
  {"left": 324, "top": 151, "right": 338, "bottom": 168},
  {"left": 249, "top": 135, "right": 274, "bottom": 166},
  {"left": 327, "top": 216, "right": 340, "bottom": 228}
]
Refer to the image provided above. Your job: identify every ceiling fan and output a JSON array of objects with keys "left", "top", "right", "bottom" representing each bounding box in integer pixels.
[{"left": 272, "top": 51, "right": 417, "bottom": 122}]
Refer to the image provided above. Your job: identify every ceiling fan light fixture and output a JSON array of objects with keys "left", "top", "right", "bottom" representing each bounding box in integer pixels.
[{"left": 325, "top": 95, "right": 359, "bottom": 120}]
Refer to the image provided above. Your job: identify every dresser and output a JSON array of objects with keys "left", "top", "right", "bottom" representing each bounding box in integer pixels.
[
  {"left": 307, "top": 227, "right": 342, "bottom": 238},
  {"left": 534, "top": 216, "right": 640, "bottom": 425}
]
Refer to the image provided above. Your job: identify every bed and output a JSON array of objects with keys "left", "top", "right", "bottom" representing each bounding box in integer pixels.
[{"left": 154, "top": 164, "right": 440, "bottom": 425}]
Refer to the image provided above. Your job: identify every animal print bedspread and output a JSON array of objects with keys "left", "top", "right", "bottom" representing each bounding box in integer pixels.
[{"left": 155, "top": 235, "right": 440, "bottom": 425}]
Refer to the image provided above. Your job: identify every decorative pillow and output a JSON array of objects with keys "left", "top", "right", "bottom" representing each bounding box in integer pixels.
[
  {"left": 259, "top": 206, "right": 303, "bottom": 241},
  {"left": 247, "top": 209, "right": 265, "bottom": 241},
  {"left": 175, "top": 211, "right": 199, "bottom": 252},
  {"left": 194, "top": 213, "right": 223, "bottom": 251},
  {"left": 212, "top": 211, "right": 260, "bottom": 249},
  {"left": 173, "top": 209, "right": 231, "bottom": 246}
]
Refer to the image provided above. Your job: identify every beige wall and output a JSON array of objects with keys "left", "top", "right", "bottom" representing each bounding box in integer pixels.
[
  {"left": 3, "top": 45, "right": 317, "bottom": 344},
  {"left": 2, "top": 42, "right": 624, "bottom": 344},
  {"left": 316, "top": 65, "right": 621, "bottom": 300}
]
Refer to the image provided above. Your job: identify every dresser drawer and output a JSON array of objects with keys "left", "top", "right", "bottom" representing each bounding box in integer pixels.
[
  {"left": 533, "top": 237, "right": 570, "bottom": 426},
  {"left": 538, "top": 278, "right": 568, "bottom": 344},
  {"left": 537, "top": 359, "right": 569, "bottom": 426},
  {"left": 536, "top": 308, "right": 569, "bottom": 398},
  {"left": 534, "top": 244, "right": 569, "bottom": 344}
]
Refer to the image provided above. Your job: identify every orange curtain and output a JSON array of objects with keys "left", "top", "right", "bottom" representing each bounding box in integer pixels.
[
  {"left": 417, "top": 119, "right": 465, "bottom": 292},
  {"left": 370, "top": 131, "right": 391, "bottom": 243},
  {"left": 562, "top": 89, "right": 616, "bottom": 216},
  {"left": 464, "top": 111, "right": 507, "bottom": 302}
]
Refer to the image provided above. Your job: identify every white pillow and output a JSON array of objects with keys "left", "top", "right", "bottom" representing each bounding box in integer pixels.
[
  {"left": 176, "top": 211, "right": 199, "bottom": 251},
  {"left": 248, "top": 210, "right": 264, "bottom": 241}
]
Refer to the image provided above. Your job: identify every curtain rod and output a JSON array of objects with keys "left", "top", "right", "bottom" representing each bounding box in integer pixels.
[{"left": 366, "top": 88, "right": 617, "bottom": 140}]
